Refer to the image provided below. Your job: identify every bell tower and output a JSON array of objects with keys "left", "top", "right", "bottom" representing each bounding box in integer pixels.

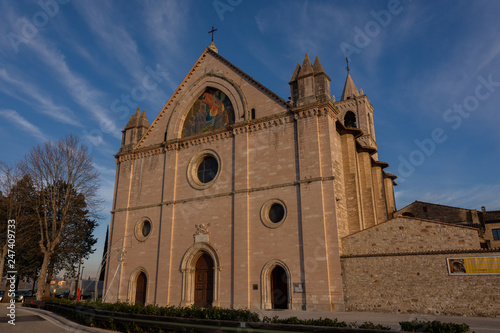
[{"left": 335, "top": 71, "right": 377, "bottom": 159}]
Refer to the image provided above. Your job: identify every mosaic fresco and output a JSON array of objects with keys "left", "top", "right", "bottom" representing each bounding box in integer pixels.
[{"left": 182, "top": 88, "right": 234, "bottom": 137}]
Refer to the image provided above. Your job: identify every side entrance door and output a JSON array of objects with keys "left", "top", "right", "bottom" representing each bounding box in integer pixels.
[{"left": 194, "top": 253, "right": 214, "bottom": 307}]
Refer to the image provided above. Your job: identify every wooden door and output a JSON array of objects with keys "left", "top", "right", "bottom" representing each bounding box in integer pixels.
[
  {"left": 194, "top": 253, "right": 214, "bottom": 307},
  {"left": 271, "top": 266, "right": 288, "bottom": 309},
  {"left": 135, "top": 272, "right": 147, "bottom": 306}
]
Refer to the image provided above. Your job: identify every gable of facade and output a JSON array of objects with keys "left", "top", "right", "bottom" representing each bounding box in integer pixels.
[{"left": 136, "top": 45, "right": 289, "bottom": 149}]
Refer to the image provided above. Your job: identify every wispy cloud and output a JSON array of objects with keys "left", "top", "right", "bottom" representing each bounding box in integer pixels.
[
  {"left": 142, "top": 0, "right": 187, "bottom": 58},
  {"left": 0, "top": 68, "right": 82, "bottom": 127},
  {"left": 72, "top": 1, "right": 180, "bottom": 118},
  {"left": 0, "top": 109, "right": 48, "bottom": 141},
  {"left": 26, "top": 38, "right": 121, "bottom": 139},
  {"left": 73, "top": 2, "right": 143, "bottom": 84},
  {"left": 93, "top": 162, "right": 116, "bottom": 176},
  {"left": 141, "top": 0, "right": 189, "bottom": 92},
  {"left": 249, "top": 1, "right": 354, "bottom": 88}
]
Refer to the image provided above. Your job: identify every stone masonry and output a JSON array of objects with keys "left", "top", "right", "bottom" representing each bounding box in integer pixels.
[{"left": 341, "top": 217, "right": 499, "bottom": 316}]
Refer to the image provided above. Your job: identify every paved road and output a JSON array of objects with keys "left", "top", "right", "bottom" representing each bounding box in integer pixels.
[
  {"left": 0, "top": 303, "right": 107, "bottom": 333},
  {"left": 255, "top": 309, "right": 500, "bottom": 333},
  {"left": 1, "top": 302, "right": 499, "bottom": 332}
]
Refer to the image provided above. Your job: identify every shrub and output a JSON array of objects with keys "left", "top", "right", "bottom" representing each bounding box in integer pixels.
[
  {"left": 42, "top": 299, "right": 395, "bottom": 332},
  {"left": 359, "top": 321, "right": 392, "bottom": 330},
  {"left": 262, "top": 315, "right": 350, "bottom": 327},
  {"left": 400, "top": 319, "right": 470, "bottom": 333}
]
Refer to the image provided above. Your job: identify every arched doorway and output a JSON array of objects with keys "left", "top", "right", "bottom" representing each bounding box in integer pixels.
[
  {"left": 271, "top": 266, "right": 288, "bottom": 309},
  {"left": 180, "top": 242, "right": 222, "bottom": 307},
  {"left": 135, "top": 272, "right": 147, "bottom": 306},
  {"left": 194, "top": 253, "right": 214, "bottom": 307},
  {"left": 261, "top": 260, "right": 292, "bottom": 310}
]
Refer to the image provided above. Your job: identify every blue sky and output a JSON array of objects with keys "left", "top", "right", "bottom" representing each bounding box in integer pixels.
[{"left": 1, "top": 0, "right": 499, "bottom": 277}]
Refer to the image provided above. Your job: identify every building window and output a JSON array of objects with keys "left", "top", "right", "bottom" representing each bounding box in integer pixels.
[
  {"left": 493, "top": 228, "right": 500, "bottom": 240},
  {"left": 344, "top": 111, "right": 357, "bottom": 128},
  {"left": 197, "top": 155, "right": 218, "bottom": 183},
  {"left": 135, "top": 218, "right": 153, "bottom": 242},
  {"left": 269, "top": 203, "right": 285, "bottom": 223},
  {"left": 187, "top": 149, "right": 222, "bottom": 190},
  {"left": 261, "top": 199, "right": 287, "bottom": 228},
  {"left": 251, "top": 108, "right": 256, "bottom": 120},
  {"left": 142, "top": 220, "right": 151, "bottom": 237}
]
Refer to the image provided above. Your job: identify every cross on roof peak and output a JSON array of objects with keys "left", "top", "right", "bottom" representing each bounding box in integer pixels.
[{"left": 208, "top": 26, "right": 218, "bottom": 42}]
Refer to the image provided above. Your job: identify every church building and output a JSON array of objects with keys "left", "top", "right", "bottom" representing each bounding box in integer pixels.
[{"left": 103, "top": 42, "right": 499, "bottom": 316}]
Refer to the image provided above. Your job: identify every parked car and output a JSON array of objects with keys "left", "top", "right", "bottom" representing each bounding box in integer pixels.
[
  {"left": 55, "top": 289, "right": 70, "bottom": 299},
  {"left": 0, "top": 290, "right": 27, "bottom": 303},
  {"left": 14, "top": 291, "right": 26, "bottom": 303}
]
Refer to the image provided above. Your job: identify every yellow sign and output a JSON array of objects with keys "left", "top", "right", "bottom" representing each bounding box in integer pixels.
[{"left": 447, "top": 256, "right": 500, "bottom": 275}]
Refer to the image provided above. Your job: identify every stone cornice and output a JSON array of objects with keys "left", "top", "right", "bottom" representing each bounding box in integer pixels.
[
  {"left": 110, "top": 176, "right": 335, "bottom": 213},
  {"left": 355, "top": 142, "right": 377, "bottom": 155},
  {"left": 372, "top": 160, "right": 389, "bottom": 169},
  {"left": 334, "top": 94, "right": 374, "bottom": 111},
  {"left": 335, "top": 121, "right": 363, "bottom": 138},
  {"left": 291, "top": 101, "right": 339, "bottom": 117},
  {"left": 341, "top": 248, "right": 500, "bottom": 258},
  {"left": 383, "top": 172, "right": 398, "bottom": 179},
  {"left": 116, "top": 146, "right": 164, "bottom": 162},
  {"left": 115, "top": 105, "right": 340, "bottom": 160}
]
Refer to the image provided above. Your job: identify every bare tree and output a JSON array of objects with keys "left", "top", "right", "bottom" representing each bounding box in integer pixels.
[{"left": 19, "top": 135, "right": 100, "bottom": 300}]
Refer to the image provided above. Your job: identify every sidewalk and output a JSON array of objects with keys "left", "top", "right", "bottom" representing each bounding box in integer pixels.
[
  {"left": 0, "top": 304, "right": 108, "bottom": 333},
  {"left": 255, "top": 309, "right": 500, "bottom": 333}
]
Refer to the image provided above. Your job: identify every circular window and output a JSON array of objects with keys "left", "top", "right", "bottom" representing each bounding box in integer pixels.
[
  {"left": 269, "top": 203, "right": 285, "bottom": 223},
  {"left": 260, "top": 199, "right": 287, "bottom": 228},
  {"left": 197, "top": 155, "right": 218, "bottom": 183},
  {"left": 187, "top": 150, "right": 222, "bottom": 190},
  {"left": 135, "top": 218, "right": 153, "bottom": 242},
  {"left": 142, "top": 220, "right": 151, "bottom": 237}
]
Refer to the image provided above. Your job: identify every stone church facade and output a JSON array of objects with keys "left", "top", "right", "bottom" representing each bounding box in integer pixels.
[{"left": 103, "top": 43, "right": 499, "bottom": 315}]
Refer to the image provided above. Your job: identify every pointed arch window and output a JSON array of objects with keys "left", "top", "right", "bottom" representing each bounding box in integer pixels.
[
  {"left": 182, "top": 87, "right": 235, "bottom": 137},
  {"left": 344, "top": 111, "right": 357, "bottom": 128}
]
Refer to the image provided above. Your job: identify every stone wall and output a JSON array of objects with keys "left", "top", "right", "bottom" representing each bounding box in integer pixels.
[
  {"left": 342, "top": 217, "right": 481, "bottom": 255},
  {"left": 341, "top": 251, "right": 500, "bottom": 317},
  {"left": 341, "top": 217, "right": 499, "bottom": 317},
  {"left": 397, "top": 201, "right": 480, "bottom": 225}
]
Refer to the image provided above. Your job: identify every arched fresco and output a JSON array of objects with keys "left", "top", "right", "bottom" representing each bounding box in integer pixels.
[{"left": 182, "top": 87, "right": 235, "bottom": 138}]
